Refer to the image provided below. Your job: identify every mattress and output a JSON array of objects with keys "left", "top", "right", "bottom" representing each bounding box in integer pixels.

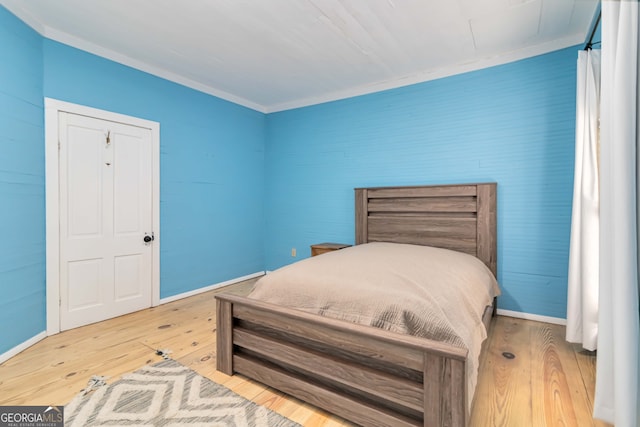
[{"left": 248, "top": 241, "right": 501, "bottom": 405}]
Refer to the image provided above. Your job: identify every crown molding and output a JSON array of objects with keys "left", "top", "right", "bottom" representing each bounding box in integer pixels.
[
  {"left": 2, "top": 0, "right": 586, "bottom": 115},
  {"left": 266, "top": 33, "right": 584, "bottom": 113}
]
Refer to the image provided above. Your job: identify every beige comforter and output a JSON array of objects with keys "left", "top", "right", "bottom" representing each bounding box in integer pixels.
[{"left": 249, "top": 242, "right": 500, "bottom": 405}]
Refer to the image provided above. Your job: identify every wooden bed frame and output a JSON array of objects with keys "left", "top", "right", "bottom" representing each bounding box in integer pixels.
[{"left": 216, "top": 183, "right": 497, "bottom": 427}]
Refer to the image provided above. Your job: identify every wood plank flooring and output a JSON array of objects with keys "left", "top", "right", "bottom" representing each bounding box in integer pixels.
[{"left": 0, "top": 278, "right": 611, "bottom": 427}]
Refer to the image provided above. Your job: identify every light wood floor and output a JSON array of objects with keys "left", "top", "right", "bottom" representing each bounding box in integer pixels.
[{"left": 0, "top": 278, "right": 611, "bottom": 427}]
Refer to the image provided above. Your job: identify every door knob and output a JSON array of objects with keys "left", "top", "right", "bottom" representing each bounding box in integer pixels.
[{"left": 143, "top": 233, "right": 155, "bottom": 243}]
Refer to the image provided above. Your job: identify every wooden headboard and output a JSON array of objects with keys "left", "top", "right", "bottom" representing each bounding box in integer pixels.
[{"left": 355, "top": 183, "right": 497, "bottom": 277}]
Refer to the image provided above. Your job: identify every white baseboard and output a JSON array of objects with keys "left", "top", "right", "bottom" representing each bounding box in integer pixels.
[
  {"left": 1, "top": 272, "right": 265, "bottom": 364},
  {"left": 0, "top": 331, "right": 47, "bottom": 364},
  {"left": 497, "top": 309, "right": 567, "bottom": 326},
  {"left": 158, "top": 271, "right": 265, "bottom": 305}
]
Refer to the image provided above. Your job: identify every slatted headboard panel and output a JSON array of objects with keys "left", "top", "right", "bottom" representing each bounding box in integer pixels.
[{"left": 355, "top": 183, "right": 497, "bottom": 276}]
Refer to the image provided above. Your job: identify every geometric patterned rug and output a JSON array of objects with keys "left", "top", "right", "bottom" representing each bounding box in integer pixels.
[{"left": 64, "top": 359, "right": 302, "bottom": 426}]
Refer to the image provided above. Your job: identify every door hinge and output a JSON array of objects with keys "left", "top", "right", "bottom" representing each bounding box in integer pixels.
[{"left": 58, "top": 140, "right": 61, "bottom": 150}]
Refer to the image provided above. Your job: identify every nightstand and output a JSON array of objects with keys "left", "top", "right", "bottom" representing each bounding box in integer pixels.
[{"left": 310, "top": 242, "right": 352, "bottom": 256}]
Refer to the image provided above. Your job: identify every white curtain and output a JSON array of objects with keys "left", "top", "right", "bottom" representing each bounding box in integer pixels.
[
  {"left": 595, "top": 1, "right": 640, "bottom": 426},
  {"left": 566, "top": 49, "right": 601, "bottom": 351}
]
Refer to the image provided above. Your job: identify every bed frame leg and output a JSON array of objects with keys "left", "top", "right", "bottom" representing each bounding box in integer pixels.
[
  {"left": 216, "top": 297, "right": 234, "bottom": 375},
  {"left": 423, "top": 353, "right": 467, "bottom": 427}
]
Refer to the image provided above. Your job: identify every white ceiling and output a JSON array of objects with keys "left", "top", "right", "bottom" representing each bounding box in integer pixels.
[{"left": 1, "top": 0, "right": 598, "bottom": 113}]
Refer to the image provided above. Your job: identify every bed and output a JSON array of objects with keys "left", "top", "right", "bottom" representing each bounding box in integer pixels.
[{"left": 215, "top": 183, "right": 498, "bottom": 427}]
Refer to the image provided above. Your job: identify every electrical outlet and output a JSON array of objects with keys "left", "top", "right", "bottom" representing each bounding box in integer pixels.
[{"left": 291, "top": 247, "right": 297, "bottom": 257}]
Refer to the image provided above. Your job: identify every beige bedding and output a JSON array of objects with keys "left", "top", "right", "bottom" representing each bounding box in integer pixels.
[{"left": 248, "top": 242, "right": 500, "bottom": 405}]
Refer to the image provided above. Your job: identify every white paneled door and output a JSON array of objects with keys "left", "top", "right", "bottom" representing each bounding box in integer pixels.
[{"left": 58, "top": 112, "right": 153, "bottom": 331}]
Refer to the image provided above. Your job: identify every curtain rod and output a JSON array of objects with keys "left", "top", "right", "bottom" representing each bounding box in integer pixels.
[{"left": 584, "top": 11, "right": 601, "bottom": 50}]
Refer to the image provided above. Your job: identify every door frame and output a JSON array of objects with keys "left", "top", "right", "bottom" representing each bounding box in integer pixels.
[{"left": 44, "top": 98, "right": 160, "bottom": 335}]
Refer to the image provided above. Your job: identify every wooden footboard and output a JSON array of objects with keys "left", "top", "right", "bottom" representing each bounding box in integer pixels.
[{"left": 216, "top": 293, "right": 476, "bottom": 427}]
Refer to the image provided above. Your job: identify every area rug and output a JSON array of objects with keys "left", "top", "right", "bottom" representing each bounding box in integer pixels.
[{"left": 64, "top": 359, "right": 301, "bottom": 426}]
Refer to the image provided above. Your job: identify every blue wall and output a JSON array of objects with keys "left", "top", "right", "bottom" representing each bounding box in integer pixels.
[
  {"left": 43, "top": 40, "right": 266, "bottom": 299},
  {"left": 1, "top": 5, "right": 580, "bottom": 357},
  {"left": 0, "top": 8, "right": 45, "bottom": 354},
  {"left": 265, "top": 47, "right": 578, "bottom": 319},
  {"left": 0, "top": 6, "right": 266, "bottom": 357}
]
